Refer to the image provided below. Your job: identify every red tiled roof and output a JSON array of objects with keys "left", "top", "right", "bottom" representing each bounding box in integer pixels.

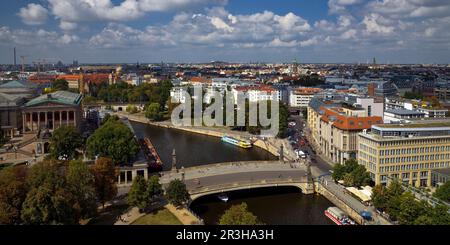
[{"left": 320, "top": 106, "right": 383, "bottom": 130}]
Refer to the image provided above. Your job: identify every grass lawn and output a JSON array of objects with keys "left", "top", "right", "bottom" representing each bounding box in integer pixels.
[{"left": 131, "top": 208, "right": 182, "bottom": 225}]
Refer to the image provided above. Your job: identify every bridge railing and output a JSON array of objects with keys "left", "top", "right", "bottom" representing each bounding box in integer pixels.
[
  {"left": 165, "top": 160, "right": 291, "bottom": 174},
  {"left": 189, "top": 177, "right": 308, "bottom": 195}
]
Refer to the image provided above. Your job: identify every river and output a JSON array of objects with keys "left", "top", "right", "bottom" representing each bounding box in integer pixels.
[{"left": 131, "top": 121, "right": 334, "bottom": 225}]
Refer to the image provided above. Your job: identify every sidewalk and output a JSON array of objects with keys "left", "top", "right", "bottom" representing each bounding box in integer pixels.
[{"left": 164, "top": 204, "right": 203, "bottom": 225}]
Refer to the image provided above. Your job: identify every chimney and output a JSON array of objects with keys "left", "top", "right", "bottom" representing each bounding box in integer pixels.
[{"left": 14, "top": 47, "right": 16, "bottom": 67}]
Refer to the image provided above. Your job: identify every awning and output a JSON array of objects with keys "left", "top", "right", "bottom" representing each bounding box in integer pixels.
[{"left": 346, "top": 187, "right": 372, "bottom": 202}]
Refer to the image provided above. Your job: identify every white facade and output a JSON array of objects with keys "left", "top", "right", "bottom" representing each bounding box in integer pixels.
[
  {"left": 289, "top": 91, "right": 315, "bottom": 107},
  {"left": 356, "top": 97, "right": 384, "bottom": 118},
  {"left": 170, "top": 87, "right": 188, "bottom": 103}
]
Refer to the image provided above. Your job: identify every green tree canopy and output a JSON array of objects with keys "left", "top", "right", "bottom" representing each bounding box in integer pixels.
[
  {"left": 0, "top": 166, "right": 29, "bottom": 224},
  {"left": 371, "top": 184, "right": 389, "bottom": 211},
  {"left": 127, "top": 175, "right": 148, "bottom": 210},
  {"left": 332, "top": 159, "right": 371, "bottom": 187},
  {"left": 21, "top": 183, "right": 79, "bottom": 225},
  {"left": 66, "top": 160, "right": 97, "bottom": 218},
  {"left": 165, "top": 179, "right": 189, "bottom": 207},
  {"left": 86, "top": 117, "right": 139, "bottom": 164},
  {"left": 52, "top": 79, "right": 69, "bottom": 91},
  {"left": 146, "top": 102, "right": 163, "bottom": 121},
  {"left": 91, "top": 157, "right": 118, "bottom": 208},
  {"left": 433, "top": 181, "right": 450, "bottom": 203},
  {"left": 146, "top": 175, "right": 163, "bottom": 202},
  {"left": 49, "top": 125, "right": 84, "bottom": 160},
  {"left": 219, "top": 203, "right": 263, "bottom": 225}
]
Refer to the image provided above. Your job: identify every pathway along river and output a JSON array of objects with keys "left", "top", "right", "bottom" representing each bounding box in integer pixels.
[{"left": 131, "top": 122, "right": 334, "bottom": 225}]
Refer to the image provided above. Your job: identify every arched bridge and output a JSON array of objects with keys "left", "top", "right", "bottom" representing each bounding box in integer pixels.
[{"left": 160, "top": 161, "right": 315, "bottom": 201}]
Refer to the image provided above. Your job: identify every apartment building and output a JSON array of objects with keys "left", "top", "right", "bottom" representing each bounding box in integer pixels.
[
  {"left": 308, "top": 97, "right": 383, "bottom": 164},
  {"left": 358, "top": 122, "right": 450, "bottom": 187},
  {"left": 289, "top": 87, "right": 322, "bottom": 108}
]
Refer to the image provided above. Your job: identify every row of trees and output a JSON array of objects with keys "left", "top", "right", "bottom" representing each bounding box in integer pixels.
[
  {"left": 95, "top": 81, "right": 173, "bottom": 108},
  {"left": 332, "top": 159, "right": 373, "bottom": 187},
  {"left": 433, "top": 181, "right": 450, "bottom": 203},
  {"left": 0, "top": 157, "right": 118, "bottom": 225},
  {"left": 49, "top": 117, "right": 139, "bottom": 164},
  {"left": 372, "top": 180, "right": 450, "bottom": 225},
  {"left": 292, "top": 74, "right": 325, "bottom": 87},
  {"left": 127, "top": 176, "right": 263, "bottom": 225}
]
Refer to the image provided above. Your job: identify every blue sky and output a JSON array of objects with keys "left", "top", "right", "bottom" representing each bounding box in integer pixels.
[{"left": 0, "top": 0, "right": 450, "bottom": 64}]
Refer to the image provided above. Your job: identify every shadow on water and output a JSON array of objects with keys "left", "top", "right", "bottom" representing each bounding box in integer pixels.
[
  {"left": 190, "top": 186, "right": 335, "bottom": 225},
  {"left": 130, "top": 122, "right": 277, "bottom": 170}
]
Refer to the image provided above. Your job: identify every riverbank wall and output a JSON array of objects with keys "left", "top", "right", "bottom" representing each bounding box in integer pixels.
[{"left": 315, "top": 182, "right": 365, "bottom": 225}]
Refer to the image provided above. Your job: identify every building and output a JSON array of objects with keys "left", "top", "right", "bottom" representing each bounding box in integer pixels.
[
  {"left": 431, "top": 168, "right": 450, "bottom": 187},
  {"left": 308, "top": 97, "right": 383, "bottom": 164},
  {"left": 22, "top": 91, "right": 83, "bottom": 133},
  {"left": 0, "top": 80, "right": 39, "bottom": 99},
  {"left": 289, "top": 87, "right": 322, "bottom": 108},
  {"left": 374, "top": 81, "right": 397, "bottom": 98},
  {"left": 358, "top": 122, "right": 450, "bottom": 187},
  {"left": 232, "top": 85, "right": 281, "bottom": 104},
  {"left": 435, "top": 87, "right": 450, "bottom": 102},
  {"left": 383, "top": 109, "right": 425, "bottom": 123},
  {"left": 0, "top": 92, "right": 26, "bottom": 138}
]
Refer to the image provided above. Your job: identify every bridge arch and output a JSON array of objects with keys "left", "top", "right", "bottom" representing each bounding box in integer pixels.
[{"left": 188, "top": 181, "right": 314, "bottom": 202}]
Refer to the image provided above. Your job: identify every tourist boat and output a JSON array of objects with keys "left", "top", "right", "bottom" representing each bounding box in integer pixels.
[
  {"left": 324, "top": 207, "right": 356, "bottom": 225},
  {"left": 221, "top": 136, "right": 253, "bottom": 149},
  {"left": 218, "top": 193, "right": 229, "bottom": 202},
  {"left": 140, "top": 138, "right": 163, "bottom": 172}
]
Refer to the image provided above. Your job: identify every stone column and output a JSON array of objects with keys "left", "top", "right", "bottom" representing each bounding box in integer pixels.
[
  {"left": 59, "top": 111, "right": 62, "bottom": 127},
  {"left": 45, "top": 112, "right": 48, "bottom": 129},
  {"left": 31, "top": 112, "right": 34, "bottom": 132},
  {"left": 37, "top": 112, "right": 41, "bottom": 130},
  {"left": 66, "top": 111, "right": 69, "bottom": 126}
]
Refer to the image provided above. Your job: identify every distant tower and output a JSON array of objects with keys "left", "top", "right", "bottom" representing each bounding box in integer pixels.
[
  {"left": 13, "top": 47, "right": 16, "bottom": 67},
  {"left": 172, "top": 149, "right": 177, "bottom": 173},
  {"left": 373, "top": 57, "right": 377, "bottom": 65}
]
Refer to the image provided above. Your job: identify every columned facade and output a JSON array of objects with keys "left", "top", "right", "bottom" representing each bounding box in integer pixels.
[{"left": 22, "top": 107, "right": 81, "bottom": 133}]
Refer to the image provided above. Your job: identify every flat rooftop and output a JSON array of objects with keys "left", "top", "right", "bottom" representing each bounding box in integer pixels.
[{"left": 374, "top": 121, "right": 450, "bottom": 129}]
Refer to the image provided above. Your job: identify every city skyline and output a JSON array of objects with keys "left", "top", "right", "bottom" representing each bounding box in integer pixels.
[{"left": 0, "top": 0, "right": 450, "bottom": 64}]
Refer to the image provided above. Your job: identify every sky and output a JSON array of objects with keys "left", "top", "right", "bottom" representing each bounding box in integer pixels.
[{"left": 0, "top": 0, "right": 450, "bottom": 64}]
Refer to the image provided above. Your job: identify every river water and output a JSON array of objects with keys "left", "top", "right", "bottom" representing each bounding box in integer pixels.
[{"left": 131, "top": 122, "right": 334, "bottom": 225}]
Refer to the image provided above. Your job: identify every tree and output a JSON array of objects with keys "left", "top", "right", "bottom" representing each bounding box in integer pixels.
[
  {"left": 146, "top": 102, "right": 163, "bottom": 121},
  {"left": 126, "top": 105, "right": 138, "bottom": 114},
  {"left": 127, "top": 175, "right": 148, "bottom": 210},
  {"left": 351, "top": 165, "right": 372, "bottom": 187},
  {"left": 331, "top": 159, "right": 371, "bottom": 187},
  {"left": 433, "top": 181, "right": 450, "bottom": 203},
  {"left": 219, "top": 203, "right": 263, "bottom": 225},
  {"left": 165, "top": 179, "right": 189, "bottom": 207},
  {"left": 52, "top": 79, "right": 69, "bottom": 91},
  {"left": 0, "top": 166, "right": 29, "bottom": 224},
  {"left": 91, "top": 157, "right": 118, "bottom": 208},
  {"left": 66, "top": 160, "right": 97, "bottom": 219},
  {"left": 371, "top": 185, "right": 389, "bottom": 211},
  {"left": 21, "top": 183, "right": 79, "bottom": 225},
  {"left": 343, "top": 173, "right": 355, "bottom": 187},
  {"left": 427, "top": 205, "right": 450, "bottom": 225},
  {"left": 397, "top": 192, "right": 426, "bottom": 225},
  {"left": 49, "top": 125, "right": 84, "bottom": 160},
  {"left": 146, "top": 175, "right": 163, "bottom": 203},
  {"left": 86, "top": 118, "right": 139, "bottom": 164},
  {"left": 385, "top": 180, "right": 405, "bottom": 221}
]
